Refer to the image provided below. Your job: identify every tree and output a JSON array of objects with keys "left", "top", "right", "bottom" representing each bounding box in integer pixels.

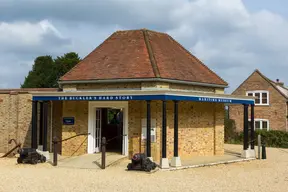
[
  {"left": 21, "top": 52, "right": 81, "bottom": 88},
  {"left": 52, "top": 52, "right": 81, "bottom": 87},
  {"left": 21, "top": 56, "right": 54, "bottom": 88}
]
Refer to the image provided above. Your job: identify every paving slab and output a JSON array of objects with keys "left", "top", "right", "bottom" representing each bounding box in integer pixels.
[{"left": 48, "top": 152, "right": 127, "bottom": 169}]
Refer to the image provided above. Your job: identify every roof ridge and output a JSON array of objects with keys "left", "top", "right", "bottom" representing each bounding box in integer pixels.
[
  {"left": 278, "top": 84, "right": 288, "bottom": 91},
  {"left": 267, "top": 77, "right": 288, "bottom": 89},
  {"left": 142, "top": 29, "right": 161, "bottom": 78},
  {"left": 116, "top": 28, "right": 167, "bottom": 35},
  {"left": 59, "top": 32, "right": 117, "bottom": 82},
  {"left": 165, "top": 33, "right": 228, "bottom": 86},
  {"left": 250, "top": 70, "right": 288, "bottom": 99},
  {"left": 259, "top": 71, "right": 276, "bottom": 83},
  {"left": 144, "top": 28, "right": 167, "bottom": 35},
  {"left": 264, "top": 72, "right": 288, "bottom": 93}
]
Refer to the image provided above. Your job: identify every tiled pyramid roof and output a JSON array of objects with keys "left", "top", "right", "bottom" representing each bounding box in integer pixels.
[{"left": 60, "top": 29, "right": 228, "bottom": 86}]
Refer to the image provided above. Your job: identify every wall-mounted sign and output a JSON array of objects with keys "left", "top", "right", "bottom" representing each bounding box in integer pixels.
[
  {"left": 58, "top": 96, "right": 133, "bottom": 101},
  {"left": 141, "top": 118, "right": 157, "bottom": 143},
  {"left": 198, "top": 97, "right": 232, "bottom": 103},
  {"left": 63, "top": 117, "right": 75, "bottom": 125}
]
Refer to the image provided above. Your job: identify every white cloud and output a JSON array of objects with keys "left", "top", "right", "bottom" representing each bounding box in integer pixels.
[
  {"left": 0, "top": 20, "right": 56, "bottom": 45},
  {"left": 0, "top": 20, "right": 71, "bottom": 53},
  {"left": 1, "top": 0, "right": 288, "bottom": 90},
  {"left": 166, "top": 0, "right": 288, "bottom": 91},
  {"left": 0, "top": 20, "right": 72, "bottom": 88}
]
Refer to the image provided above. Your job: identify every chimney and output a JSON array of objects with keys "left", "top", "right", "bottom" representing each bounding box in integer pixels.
[{"left": 276, "top": 79, "right": 284, "bottom": 86}]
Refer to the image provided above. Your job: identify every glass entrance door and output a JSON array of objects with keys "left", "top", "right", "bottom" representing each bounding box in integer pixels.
[{"left": 94, "top": 108, "right": 102, "bottom": 153}]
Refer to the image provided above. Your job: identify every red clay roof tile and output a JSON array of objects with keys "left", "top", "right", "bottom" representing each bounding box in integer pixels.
[{"left": 60, "top": 29, "right": 228, "bottom": 86}]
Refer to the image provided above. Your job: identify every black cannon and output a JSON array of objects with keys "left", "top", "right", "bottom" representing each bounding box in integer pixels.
[
  {"left": 17, "top": 148, "right": 46, "bottom": 164},
  {"left": 127, "top": 153, "right": 157, "bottom": 172}
]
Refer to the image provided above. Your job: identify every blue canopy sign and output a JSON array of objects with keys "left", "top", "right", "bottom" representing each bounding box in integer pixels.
[
  {"left": 58, "top": 96, "right": 133, "bottom": 101},
  {"left": 198, "top": 97, "right": 232, "bottom": 103},
  {"left": 33, "top": 94, "right": 254, "bottom": 104}
]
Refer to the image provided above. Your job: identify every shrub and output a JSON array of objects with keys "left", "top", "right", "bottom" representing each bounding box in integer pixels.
[
  {"left": 256, "top": 130, "right": 288, "bottom": 148},
  {"left": 226, "top": 131, "right": 243, "bottom": 145},
  {"left": 226, "top": 129, "right": 288, "bottom": 148},
  {"left": 224, "top": 118, "right": 237, "bottom": 142}
]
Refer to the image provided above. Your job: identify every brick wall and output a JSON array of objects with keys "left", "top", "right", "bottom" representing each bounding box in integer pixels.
[
  {"left": 229, "top": 71, "right": 287, "bottom": 131},
  {"left": 128, "top": 100, "right": 224, "bottom": 162},
  {"left": 169, "top": 83, "right": 215, "bottom": 93},
  {"left": 214, "top": 103, "right": 225, "bottom": 154},
  {"left": 128, "top": 100, "right": 143, "bottom": 157},
  {"left": 141, "top": 82, "right": 216, "bottom": 93},
  {"left": 52, "top": 101, "right": 63, "bottom": 153},
  {"left": 63, "top": 83, "right": 141, "bottom": 91},
  {"left": 0, "top": 93, "right": 32, "bottom": 153},
  {"left": 59, "top": 99, "right": 224, "bottom": 161},
  {"left": 141, "top": 82, "right": 170, "bottom": 89},
  {"left": 59, "top": 81, "right": 225, "bottom": 159},
  {"left": 0, "top": 92, "right": 61, "bottom": 154},
  {"left": 215, "top": 88, "right": 225, "bottom": 94},
  {"left": 61, "top": 100, "right": 89, "bottom": 156},
  {"left": 63, "top": 82, "right": 219, "bottom": 93}
]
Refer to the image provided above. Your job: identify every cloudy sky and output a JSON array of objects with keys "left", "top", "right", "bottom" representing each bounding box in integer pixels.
[{"left": 1, "top": 0, "right": 288, "bottom": 92}]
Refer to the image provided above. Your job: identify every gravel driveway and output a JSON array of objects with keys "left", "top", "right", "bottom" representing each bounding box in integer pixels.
[{"left": 0, "top": 144, "right": 287, "bottom": 192}]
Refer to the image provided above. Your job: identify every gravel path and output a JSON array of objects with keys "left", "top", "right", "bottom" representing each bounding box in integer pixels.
[{"left": 0, "top": 145, "right": 288, "bottom": 192}]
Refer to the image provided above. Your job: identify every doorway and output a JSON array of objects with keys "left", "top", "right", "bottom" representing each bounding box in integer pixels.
[
  {"left": 88, "top": 101, "right": 128, "bottom": 156},
  {"left": 93, "top": 108, "right": 123, "bottom": 153},
  {"left": 101, "top": 108, "right": 123, "bottom": 153}
]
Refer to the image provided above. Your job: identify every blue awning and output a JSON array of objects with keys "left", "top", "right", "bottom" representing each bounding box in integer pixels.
[{"left": 32, "top": 93, "right": 254, "bottom": 105}]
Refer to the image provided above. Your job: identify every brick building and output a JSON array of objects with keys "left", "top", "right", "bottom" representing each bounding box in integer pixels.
[
  {"left": 0, "top": 29, "right": 254, "bottom": 168},
  {"left": 229, "top": 69, "right": 288, "bottom": 132}
]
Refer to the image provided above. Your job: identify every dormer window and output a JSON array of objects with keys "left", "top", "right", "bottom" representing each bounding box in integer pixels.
[{"left": 246, "top": 91, "right": 269, "bottom": 105}]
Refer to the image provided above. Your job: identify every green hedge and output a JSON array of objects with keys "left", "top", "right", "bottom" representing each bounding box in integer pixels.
[
  {"left": 257, "top": 130, "right": 288, "bottom": 148},
  {"left": 226, "top": 130, "right": 288, "bottom": 148}
]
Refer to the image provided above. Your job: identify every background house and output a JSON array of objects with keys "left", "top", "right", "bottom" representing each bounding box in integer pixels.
[{"left": 229, "top": 69, "right": 288, "bottom": 132}]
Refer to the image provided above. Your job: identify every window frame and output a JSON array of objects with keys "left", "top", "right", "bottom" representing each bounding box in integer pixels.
[
  {"left": 246, "top": 90, "right": 269, "bottom": 106},
  {"left": 248, "top": 119, "right": 270, "bottom": 131}
]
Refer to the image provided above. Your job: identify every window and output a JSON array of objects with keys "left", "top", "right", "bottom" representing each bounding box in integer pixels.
[
  {"left": 262, "top": 92, "right": 268, "bottom": 104},
  {"left": 248, "top": 119, "right": 269, "bottom": 131},
  {"left": 255, "top": 121, "right": 261, "bottom": 129},
  {"left": 262, "top": 121, "right": 268, "bottom": 130},
  {"left": 246, "top": 91, "right": 269, "bottom": 105}
]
